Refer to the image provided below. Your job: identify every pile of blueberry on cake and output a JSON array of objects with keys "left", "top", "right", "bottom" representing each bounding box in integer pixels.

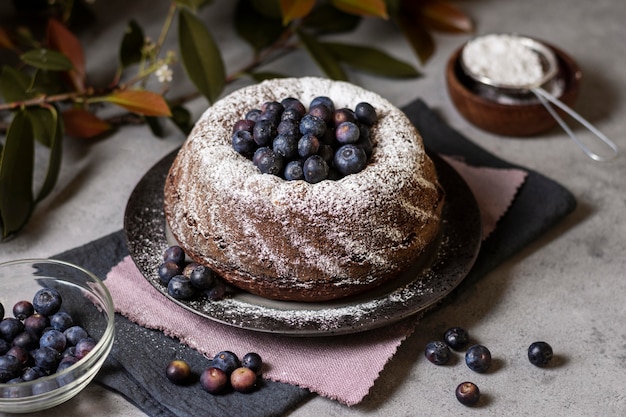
[{"left": 231, "top": 96, "right": 377, "bottom": 183}]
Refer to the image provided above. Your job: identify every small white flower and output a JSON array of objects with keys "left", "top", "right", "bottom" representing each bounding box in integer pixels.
[{"left": 156, "top": 64, "right": 173, "bottom": 83}]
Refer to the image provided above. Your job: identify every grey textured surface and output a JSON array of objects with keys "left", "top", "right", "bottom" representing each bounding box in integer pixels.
[{"left": 1, "top": 0, "right": 625, "bottom": 416}]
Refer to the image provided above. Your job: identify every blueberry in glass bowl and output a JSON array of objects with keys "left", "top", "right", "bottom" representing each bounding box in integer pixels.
[{"left": 0, "top": 259, "right": 115, "bottom": 413}]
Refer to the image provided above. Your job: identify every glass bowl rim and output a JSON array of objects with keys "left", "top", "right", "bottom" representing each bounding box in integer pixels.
[{"left": 0, "top": 258, "right": 116, "bottom": 406}]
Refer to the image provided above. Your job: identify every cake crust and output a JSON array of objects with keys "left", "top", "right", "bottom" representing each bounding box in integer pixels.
[{"left": 164, "top": 77, "right": 444, "bottom": 302}]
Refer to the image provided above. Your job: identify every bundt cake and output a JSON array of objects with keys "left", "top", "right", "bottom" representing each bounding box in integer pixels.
[{"left": 163, "top": 77, "right": 444, "bottom": 302}]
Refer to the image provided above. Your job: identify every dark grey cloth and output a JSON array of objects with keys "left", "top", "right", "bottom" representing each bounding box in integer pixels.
[
  {"left": 51, "top": 99, "right": 576, "bottom": 417},
  {"left": 403, "top": 99, "right": 576, "bottom": 290},
  {"left": 53, "top": 230, "right": 312, "bottom": 417}
]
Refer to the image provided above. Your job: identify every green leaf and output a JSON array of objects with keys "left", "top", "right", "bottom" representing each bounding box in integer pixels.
[
  {"left": 302, "top": 4, "right": 361, "bottom": 34},
  {"left": 145, "top": 116, "right": 164, "bottom": 138},
  {"left": 234, "top": 0, "right": 284, "bottom": 53},
  {"left": 296, "top": 29, "right": 348, "bottom": 80},
  {"left": 0, "top": 110, "right": 35, "bottom": 240},
  {"left": 119, "top": 20, "right": 145, "bottom": 68},
  {"left": 0, "top": 66, "right": 37, "bottom": 103},
  {"left": 28, "top": 107, "right": 63, "bottom": 203},
  {"left": 178, "top": 8, "right": 226, "bottom": 104},
  {"left": 170, "top": 104, "right": 194, "bottom": 135},
  {"left": 323, "top": 42, "right": 420, "bottom": 78},
  {"left": 21, "top": 49, "right": 74, "bottom": 71},
  {"left": 174, "top": 0, "right": 213, "bottom": 11},
  {"left": 32, "top": 69, "right": 64, "bottom": 95},
  {"left": 396, "top": 14, "right": 434, "bottom": 64}
]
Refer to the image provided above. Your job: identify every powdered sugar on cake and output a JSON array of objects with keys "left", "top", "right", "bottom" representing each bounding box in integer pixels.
[{"left": 163, "top": 77, "right": 444, "bottom": 301}]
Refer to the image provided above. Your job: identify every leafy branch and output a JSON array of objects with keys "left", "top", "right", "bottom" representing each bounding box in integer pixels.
[{"left": 0, "top": 0, "right": 473, "bottom": 240}]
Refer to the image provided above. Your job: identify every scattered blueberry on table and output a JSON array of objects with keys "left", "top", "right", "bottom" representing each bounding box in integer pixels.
[
  {"left": 443, "top": 326, "right": 470, "bottom": 351},
  {"left": 465, "top": 344, "right": 492, "bottom": 373},
  {"left": 424, "top": 341, "right": 451, "bottom": 365},
  {"left": 167, "top": 351, "right": 263, "bottom": 395},
  {"left": 165, "top": 359, "right": 192, "bottom": 385},
  {"left": 527, "top": 341, "right": 553, "bottom": 367},
  {"left": 455, "top": 381, "right": 480, "bottom": 406}
]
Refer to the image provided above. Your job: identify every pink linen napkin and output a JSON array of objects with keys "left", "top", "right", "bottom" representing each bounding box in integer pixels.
[{"left": 105, "top": 158, "right": 527, "bottom": 405}]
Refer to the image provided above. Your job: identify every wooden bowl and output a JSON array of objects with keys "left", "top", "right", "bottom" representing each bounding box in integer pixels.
[{"left": 445, "top": 41, "right": 582, "bottom": 137}]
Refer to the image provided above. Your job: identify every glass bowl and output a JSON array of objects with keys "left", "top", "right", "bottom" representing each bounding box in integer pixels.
[{"left": 0, "top": 259, "right": 115, "bottom": 413}]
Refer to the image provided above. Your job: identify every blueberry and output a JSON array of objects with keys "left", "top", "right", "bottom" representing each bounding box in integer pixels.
[
  {"left": 280, "top": 107, "right": 303, "bottom": 122},
  {"left": 528, "top": 341, "right": 553, "bottom": 367},
  {"left": 40, "top": 329, "right": 67, "bottom": 352},
  {"left": 273, "top": 133, "right": 299, "bottom": 160},
  {"left": 284, "top": 160, "right": 305, "bottom": 181},
  {"left": 245, "top": 108, "right": 262, "bottom": 122},
  {"left": 310, "top": 96, "right": 335, "bottom": 114},
  {"left": 230, "top": 367, "right": 258, "bottom": 392},
  {"left": 11, "top": 331, "right": 39, "bottom": 351},
  {"left": 6, "top": 345, "right": 30, "bottom": 365},
  {"left": 318, "top": 144, "right": 334, "bottom": 164},
  {"left": 158, "top": 261, "right": 183, "bottom": 285},
  {"left": 334, "top": 144, "right": 367, "bottom": 176},
  {"left": 253, "top": 119, "right": 277, "bottom": 146},
  {"left": 32, "top": 287, "right": 62, "bottom": 316},
  {"left": 260, "top": 100, "right": 284, "bottom": 119},
  {"left": 22, "top": 366, "right": 47, "bottom": 382},
  {"left": 24, "top": 314, "right": 49, "bottom": 336},
  {"left": 303, "top": 155, "right": 329, "bottom": 184},
  {"left": 231, "top": 119, "right": 255, "bottom": 134},
  {"left": 333, "top": 108, "right": 358, "bottom": 126},
  {"left": 0, "top": 318, "right": 24, "bottom": 342},
  {"left": 182, "top": 262, "right": 200, "bottom": 277},
  {"left": 57, "top": 355, "right": 79, "bottom": 372},
  {"left": 335, "top": 121, "right": 360, "bottom": 144},
  {"left": 298, "top": 133, "right": 320, "bottom": 158},
  {"left": 253, "top": 147, "right": 283, "bottom": 175},
  {"left": 424, "top": 341, "right": 451, "bottom": 365},
  {"left": 50, "top": 311, "right": 74, "bottom": 332},
  {"left": 74, "top": 338, "right": 96, "bottom": 360},
  {"left": 12, "top": 300, "right": 34, "bottom": 320},
  {"left": 62, "top": 346, "right": 76, "bottom": 358},
  {"left": 280, "top": 97, "right": 306, "bottom": 117},
  {"left": 309, "top": 103, "right": 333, "bottom": 125},
  {"left": 355, "top": 102, "right": 377, "bottom": 126},
  {"left": 241, "top": 352, "right": 263, "bottom": 374},
  {"left": 200, "top": 366, "right": 228, "bottom": 394},
  {"left": 355, "top": 131, "right": 373, "bottom": 157},
  {"left": 465, "top": 344, "right": 492, "bottom": 373},
  {"left": 0, "top": 354, "right": 22, "bottom": 382},
  {"left": 211, "top": 350, "right": 240, "bottom": 375},
  {"left": 32, "top": 346, "right": 61, "bottom": 371},
  {"left": 232, "top": 130, "right": 256, "bottom": 156},
  {"left": 165, "top": 359, "right": 192, "bottom": 385},
  {"left": 64, "top": 326, "right": 89, "bottom": 346},
  {"left": 189, "top": 265, "right": 215, "bottom": 291},
  {"left": 205, "top": 278, "right": 227, "bottom": 301},
  {"left": 299, "top": 114, "right": 326, "bottom": 137},
  {"left": 277, "top": 119, "right": 300, "bottom": 137},
  {"left": 455, "top": 381, "right": 480, "bottom": 406},
  {"left": 443, "top": 327, "right": 470, "bottom": 351},
  {"left": 0, "top": 302, "right": 4, "bottom": 320},
  {"left": 163, "top": 245, "right": 185, "bottom": 265},
  {"left": 167, "top": 275, "right": 197, "bottom": 300},
  {"left": 0, "top": 339, "right": 9, "bottom": 355}
]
